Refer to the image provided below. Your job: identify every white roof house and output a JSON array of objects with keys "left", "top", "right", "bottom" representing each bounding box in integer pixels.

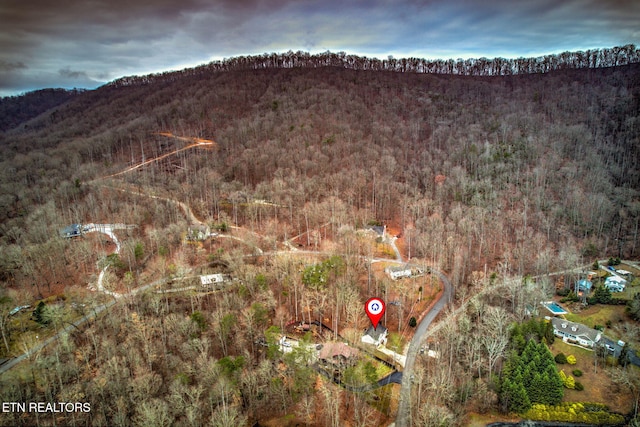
[
  {"left": 385, "top": 265, "right": 412, "bottom": 280},
  {"left": 361, "top": 324, "right": 388, "bottom": 347},
  {"left": 187, "top": 225, "right": 211, "bottom": 241},
  {"left": 605, "top": 276, "right": 626, "bottom": 292},
  {"left": 605, "top": 275, "right": 626, "bottom": 285},
  {"left": 551, "top": 318, "right": 601, "bottom": 348},
  {"left": 200, "top": 274, "right": 226, "bottom": 286}
]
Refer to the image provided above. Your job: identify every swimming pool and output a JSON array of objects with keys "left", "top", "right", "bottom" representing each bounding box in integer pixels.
[{"left": 541, "top": 301, "right": 568, "bottom": 315}]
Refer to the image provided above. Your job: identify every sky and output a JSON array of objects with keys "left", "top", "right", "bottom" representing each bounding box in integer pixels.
[{"left": 1, "top": 0, "right": 639, "bottom": 97}]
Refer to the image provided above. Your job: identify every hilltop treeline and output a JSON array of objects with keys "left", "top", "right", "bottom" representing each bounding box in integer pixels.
[{"left": 109, "top": 45, "right": 639, "bottom": 88}]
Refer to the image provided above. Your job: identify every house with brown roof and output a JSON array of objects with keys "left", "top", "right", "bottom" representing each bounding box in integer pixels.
[{"left": 318, "top": 342, "right": 359, "bottom": 367}]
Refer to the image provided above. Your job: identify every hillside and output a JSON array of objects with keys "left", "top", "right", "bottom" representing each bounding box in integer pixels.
[
  {"left": 0, "top": 88, "right": 82, "bottom": 133},
  {"left": 1, "top": 61, "right": 638, "bottom": 277},
  {"left": 0, "top": 54, "right": 639, "bottom": 426}
]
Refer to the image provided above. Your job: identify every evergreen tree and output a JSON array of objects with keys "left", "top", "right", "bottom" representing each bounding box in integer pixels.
[
  {"left": 591, "top": 285, "right": 612, "bottom": 304},
  {"left": 627, "top": 293, "right": 640, "bottom": 320},
  {"left": 32, "top": 301, "right": 48, "bottom": 325},
  {"left": 543, "top": 321, "right": 555, "bottom": 344},
  {"left": 618, "top": 343, "right": 631, "bottom": 367},
  {"left": 501, "top": 350, "right": 522, "bottom": 380},
  {"left": 521, "top": 339, "right": 537, "bottom": 362},
  {"left": 500, "top": 338, "right": 564, "bottom": 412},
  {"left": 545, "top": 364, "right": 565, "bottom": 404},
  {"left": 510, "top": 324, "right": 526, "bottom": 353},
  {"left": 527, "top": 372, "right": 545, "bottom": 403},
  {"left": 502, "top": 377, "right": 531, "bottom": 413}
]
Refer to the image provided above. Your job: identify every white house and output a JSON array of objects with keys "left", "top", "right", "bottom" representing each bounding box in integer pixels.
[
  {"left": 361, "top": 324, "right": 388, "bottom": 347},
  {"left": 187, "top": 225, "right": 211, "bottom": 241},
  {"left": 605, "top": 275, "right": 626, "bottom": 285},
  {"left": 551, "top": 318, "right": 601, "bottom": 348},
  {"left": 605, "top": 276, "right": 626, "bottom": 292},
  {"left": 200, "top": 273, "right": 227, "bottom": 286},
  {"left": 385, "top": 265, "right": 412, "bottom": 280}
]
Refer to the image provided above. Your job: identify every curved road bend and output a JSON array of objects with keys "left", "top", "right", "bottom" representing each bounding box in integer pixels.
[
  {"left": 393, "top": 262, "right": 608, "bottom": 426},
  {"left": 395, "top": 267, "right": 453, "bottom": 427}
]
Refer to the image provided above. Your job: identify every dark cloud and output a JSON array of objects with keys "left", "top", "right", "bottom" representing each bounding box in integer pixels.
[
  {"left": 58, "top": 67, "right": 88, "bottom": 79},
  {"left": 0, "top": 0, "right": 638, "bottom": 96},
  {"left": 0, "top": 60, "right": 27, "bottom": 71}
]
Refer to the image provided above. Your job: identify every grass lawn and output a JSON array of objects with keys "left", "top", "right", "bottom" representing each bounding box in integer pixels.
[
  {"left": 548, "top": 340, "right": 634, "bottom": 414},
  {"left": 616, "top": 278, "right": 640, "bottom": 300},
  {"left": 373, "top": 359, "right": 394, "bottom": 379},
  {"left": 387, "top": 331, "right": 407, "bottom": 353},
  {"left": 564, "top": 304, "right": 626, "bottom": 331}
]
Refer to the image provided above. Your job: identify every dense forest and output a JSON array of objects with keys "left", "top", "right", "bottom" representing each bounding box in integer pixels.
[
  {"left": 0, "top": 48, "right": 639, "bottom": 426},
  {"left": 1, "top": 50, "right": 639, "bottom": 282}
]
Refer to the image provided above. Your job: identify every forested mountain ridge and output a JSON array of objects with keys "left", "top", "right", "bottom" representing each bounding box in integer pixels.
[
  {"left": 0, "top": 49, "right": 639, "bottom": 426},
  {"left": 107, "top": 44, "right": 640, "bottom": 88},
  {"left": 0, "top": 57, "right": 638, "bottom": 283}
]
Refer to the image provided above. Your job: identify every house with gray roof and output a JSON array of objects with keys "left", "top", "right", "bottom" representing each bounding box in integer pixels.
[
  {"left": 550, "top": 318, "right": 601, "bottom": 348},
  {"left": 60, "top": 224, "right": 83, "bottom": 238},
  {"left": 361, "top": 324, "right": 388, "bottom": 347}
]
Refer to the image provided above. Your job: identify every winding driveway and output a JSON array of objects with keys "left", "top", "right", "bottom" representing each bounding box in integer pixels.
[
  {"left": 385, "top": 233, "right": 453, "bottom": 427},
  {"left": 394, "top": 266, "right": 452, "bottom": 427}
]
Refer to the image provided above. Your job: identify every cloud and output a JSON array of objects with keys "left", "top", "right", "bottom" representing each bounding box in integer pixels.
[
  {"left": 58, "top": 67, "right": 88, "bottom": 80},
  {"left": 0, "top": 60, "right": 27, "bottom": 71},
  {"left": 0, "top": 0, "right": 638, "bottom": 95}
]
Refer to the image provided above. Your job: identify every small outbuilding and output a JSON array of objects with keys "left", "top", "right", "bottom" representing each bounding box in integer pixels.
[{"left": 200, "top": 273, "right": 230, "bottom": 287}]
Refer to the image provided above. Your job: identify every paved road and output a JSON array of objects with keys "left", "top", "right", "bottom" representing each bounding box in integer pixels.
[
  {"left": 392, "top": 261, "right": 619, "bottom": 426},
  {"left": 382, "top": 231, "right": 455, "bottom": 427},
  {"left": 395, "top": 266, "right": 453, "bottom": 427}
]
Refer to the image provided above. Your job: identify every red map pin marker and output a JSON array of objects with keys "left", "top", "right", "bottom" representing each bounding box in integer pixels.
[{"left": 365, "top": 297, "right": 385, "bottom": 328}]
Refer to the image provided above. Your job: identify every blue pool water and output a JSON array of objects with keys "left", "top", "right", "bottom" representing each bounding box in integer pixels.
[{"left": 542, "top": 301, "right": 568, "bottom": 314}]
